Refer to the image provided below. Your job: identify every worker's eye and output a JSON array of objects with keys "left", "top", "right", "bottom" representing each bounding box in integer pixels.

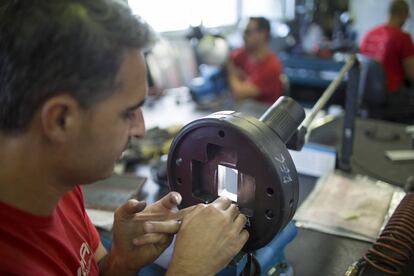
[{"left": 122, "top": 110, "right": 135, "bottom": 120}]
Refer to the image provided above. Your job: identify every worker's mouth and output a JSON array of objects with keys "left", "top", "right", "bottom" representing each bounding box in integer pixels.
[
  {"left": 120, "top": 150, "right": 127, "bottom": 160},
  {"left": 119, "top": 137, "right": 136, "bottom": 160}
]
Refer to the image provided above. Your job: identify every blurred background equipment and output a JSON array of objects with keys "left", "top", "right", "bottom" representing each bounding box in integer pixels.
[
  {"left": 121, "top": 125, "right": 182, "bottom": 163},
  {"left": 196, "top": 35, "right": 230, "bottom": 67}
]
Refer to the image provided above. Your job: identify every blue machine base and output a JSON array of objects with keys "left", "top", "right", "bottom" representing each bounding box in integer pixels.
[{"left": 139, "top": 222, "right": 297, "bottom": 276}]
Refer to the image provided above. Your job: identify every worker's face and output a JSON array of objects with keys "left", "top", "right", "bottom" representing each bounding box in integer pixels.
[
  {"left": 401, "top": 11, "right": 410, "bottom": 26},
  {"left": 70, "top": 50, "right": 147, "bottom": 183},
  {"left": 243, "top": 20, "right": 266, "bottom": 51}
]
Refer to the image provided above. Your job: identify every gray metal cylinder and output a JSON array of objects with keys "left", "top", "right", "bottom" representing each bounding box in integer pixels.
[{"left": 259, "top": 96, "right": 305, "bottom": 143}]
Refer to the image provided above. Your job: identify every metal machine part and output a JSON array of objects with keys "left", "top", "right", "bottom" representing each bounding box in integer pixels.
[
  {"left": 167, "top": 97, "right": 305, "bottom": 251},
  {"left": 345, "top": 179, "right": 414, "bottom": 276},
  {"left": 362, "top": 193, "right": 414, "bottom": 275},
  {"left": 287, "top": 55, "right": 357, "bottom": 152},
  {"left": 217, "top": 222, "right": 297, "bottom": 276}
]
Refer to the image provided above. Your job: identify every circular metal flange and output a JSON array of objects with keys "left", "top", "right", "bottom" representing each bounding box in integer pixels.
[{"left": 168, "top": 111, "right": 299, "bottom": 251}]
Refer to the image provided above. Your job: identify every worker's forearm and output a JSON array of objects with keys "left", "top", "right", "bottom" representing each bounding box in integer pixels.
[
  {"left": 403, "top": 57, "right": 414, "bottom": 83},
  {"left": 406, "top": 71, "right": 414, "bottom": 83},
  {"left": 229, "top": 77, "right": 260, "bottom": 99},
  {"left": 98, "top": 252, "right": 137, "bottom": 276},
  {"left": 228, "top": 74, "right": 242, "bottom": 93},
  {"left": 166, "top": 260, "right": 214, "bottom": 276},
  {"left": 227, "top": 61, "right": 245, "bottom": 92},
  {"left": 405, "top": 68, "right": 414, "bottom": 82},
  {"left": 227, "top": 61, "right": 260, "bottom": 99}
]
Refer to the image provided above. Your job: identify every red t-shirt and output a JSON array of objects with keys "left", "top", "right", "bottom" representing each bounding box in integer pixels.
[
  {"left": 359, "top": 24, "right": 414, "bottom": 92},
  {"left": 230, "top": 48, "right": 283, "bottom": 103},
  {"left": 0, "top": 186, "right": 100, "bottom": 275}
]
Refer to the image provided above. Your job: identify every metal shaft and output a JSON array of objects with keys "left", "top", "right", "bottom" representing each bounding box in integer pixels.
[
  {"left": 260, "top": 96, "right": 305, "bottom": 143},
  {"left": 300, "top": 55, "right": 356, "bottom": 130}
]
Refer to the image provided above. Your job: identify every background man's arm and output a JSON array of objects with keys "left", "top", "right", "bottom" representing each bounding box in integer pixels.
[
  {"left": 227, "top": 61, "right": 261, "bottom": 100},
  {"left": 403, "top": 56, "right": 414, "bottom": 83}
]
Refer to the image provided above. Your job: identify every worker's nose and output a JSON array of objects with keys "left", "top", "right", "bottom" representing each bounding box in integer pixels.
[{"left": 129, "top": 108, "right": 146, "bottom": 138}]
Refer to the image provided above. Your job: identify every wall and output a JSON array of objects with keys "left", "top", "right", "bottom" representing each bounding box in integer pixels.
[{"left": 350, "top": 0, "right": 414, "bottom": 42}]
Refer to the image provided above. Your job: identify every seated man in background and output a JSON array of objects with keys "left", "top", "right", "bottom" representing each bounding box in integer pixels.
[
  {"left": 359, "top": 0, "right": 414, "bottom": 93},
  {"left": 0, "top": 0, "right": 248, "bottom": 275},
  {"left": 227, "top": 17, "right": 284, "bottom": 104}
]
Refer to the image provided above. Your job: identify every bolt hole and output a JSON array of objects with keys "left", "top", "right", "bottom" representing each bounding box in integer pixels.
[
  {"left": 218, "top": 130, "right": 225, "bottom": 138},
  {"left": 266, "top": 188, "right": 274, "bottom": 196},
  {"left": 265, "top": 209, "right": 274, "bottom": 220},
  {"left": 175, "top": 158, "right": 183, "bottom": 166}
]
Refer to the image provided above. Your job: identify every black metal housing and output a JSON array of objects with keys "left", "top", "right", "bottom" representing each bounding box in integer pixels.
[{"left": 168, "top": 97, "right": 305, "bottom": 251}]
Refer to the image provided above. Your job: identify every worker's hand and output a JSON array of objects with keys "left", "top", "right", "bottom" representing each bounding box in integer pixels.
[
  {"left": 106, "top": 192, "right": 194, "bottom": 273},
  {"left": 166, "top": 197, "right": 249, "bottom": 276}
]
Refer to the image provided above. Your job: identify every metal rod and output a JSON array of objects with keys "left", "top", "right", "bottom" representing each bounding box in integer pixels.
[
  {"left": 300, "top": 55, "right": 356, "bottom": 130},
  {"left": 339, "top": 58, "right": 360, "bottom": 171}
]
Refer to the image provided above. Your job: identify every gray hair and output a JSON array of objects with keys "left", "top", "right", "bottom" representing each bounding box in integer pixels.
[{"left": 0, "top": 0, "right": 153, "bottom": 134}]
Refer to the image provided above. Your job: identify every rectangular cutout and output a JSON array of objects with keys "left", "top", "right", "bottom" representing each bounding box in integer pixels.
[{"left": 218, "top": 165, "right": 238, "bottom": 202}]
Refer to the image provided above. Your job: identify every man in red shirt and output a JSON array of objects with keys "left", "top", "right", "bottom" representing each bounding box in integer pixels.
[
  {"left": 359, "top": 0, "right": 414, "bottom": 93},
  {"left": 0, "top": 0, "right": 248, "bottom": 275},
  {"left": 227, "top": 17, "right": 284, "bottom": 104}
]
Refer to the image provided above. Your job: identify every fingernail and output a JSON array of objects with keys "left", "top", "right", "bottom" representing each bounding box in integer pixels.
[
  {"left": 173, "top": 193, "right": 182, "bottom": 205},
  {"left": 128, "top": 199, "right": 139, "bottom": 206},
  {"left": 144, "top": 222, "right": 154, "bottom": 233}
]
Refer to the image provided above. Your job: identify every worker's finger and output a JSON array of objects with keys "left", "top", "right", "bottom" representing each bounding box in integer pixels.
[
  {"left": 116, "top": 199, "right": 146, "bottom": 218},
  {"left": 144, "top": 220, "right": 181, "bottom": 234},
  {"left": 133, "top": 205, "right": 197, "bottom": 221},
  {"left": 132, "top": 233, "right": 171, "bottom": 246},
  {"left": 153, "top": 192, "right": 182, "bottom": 211},
  {"left": 233, "top": 213, "right": 248, "bottom": 233},
  {"left": 166, "top": 205, "right": 197, "bottom": 220},
  {"left": 235, "top": 230, "right": 250, "bottom": 251},
  {"left": 212, "top": 196, "right": 232, "bottom": 210},
  {"left": 226, "top": 204, "right": 240, "bottom": 221}
]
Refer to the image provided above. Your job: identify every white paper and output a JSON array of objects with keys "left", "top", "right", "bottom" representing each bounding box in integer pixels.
[
  {"left": 289, "top": 143, "right": 336, "bottom": 177},
  {"left": 294, "top": 171, "right": 405, "bottom": 242},
  {"left": 85, "top": 209, "right": 114, "bottom": 231}
]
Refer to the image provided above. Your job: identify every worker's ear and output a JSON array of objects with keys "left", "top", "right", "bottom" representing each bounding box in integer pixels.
[{"left": 39, "top": 94, "right": 83, "bottom": 143}]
